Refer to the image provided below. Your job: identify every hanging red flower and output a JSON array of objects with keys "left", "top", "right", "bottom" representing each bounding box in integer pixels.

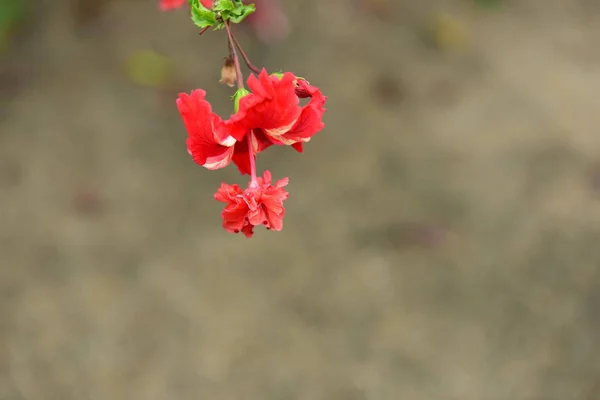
[{"left": 214, "top": 170, "right": 289, "bottom": 237}]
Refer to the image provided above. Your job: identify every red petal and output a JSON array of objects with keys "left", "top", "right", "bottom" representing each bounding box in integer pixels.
[
  {"left": 231, "top": 141, "right": 251, "bottom": 175},
  {"left": 291, "top": 142, "right": 303, "bottom": 153},
  {"left": 222, "top": 217, "right": 246, "bottom": 233},
  {"left": 160, "top": 0, "right": 186, "bottom": 11},
  {"left": 225, "top": 70, "right": 301, "bottom": 142},
  {"left": 296, "top": 79, "right": 325, "bottom": 103},
  {"left": 274, "top": 177, "right": 289, "bottom": 189},
  {"left": 277, "top": 83, "right": 327, "bottom": 144},
  {"left": 247, "top": 206, "right": 267, "bottom": 226},
  {"left": 261, "top": 196, "right": 283, "bottom": 216},
  {"left": 260, "top": 179, "right": 289, "bottom": 231},
  {"left": 241, "top": 224, "right": 254, "bottom": 238},
  {"left": 261, "top": 170, "right": 273, "bottom": 185},
  {"left": 253, "top": 129, "right": 275, "bottom": 152},
  {"left": 221, "top": 202, "right": 248, "bottom": 232},
  {"left": 246, "top": 69, "right": 274, "bottom": 99},
  {"left": 232, "top": 152, "right": 252, "bottom": 175},
  {"left": 277, "top": 105, "right": 325, "bottom": 144},
  {"left": 263, "top": 204, "right": 285, "bottom": 231},
  {"left": 177, "top": 91, "right": 235, "bottom": 170},
  {"left": 214, "top": 183, "right": 243, "bottom": 203},
  {"left": 230, "top": 131, "right": 274, "bottom": 175}
]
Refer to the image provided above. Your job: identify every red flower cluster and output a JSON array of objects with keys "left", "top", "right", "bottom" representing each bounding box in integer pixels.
[
  {"left": 164, "top": 0, "right": 326, "bottom": 237},
  {"left": 177, "top": 69, "right": 326, "bottom": 237}
]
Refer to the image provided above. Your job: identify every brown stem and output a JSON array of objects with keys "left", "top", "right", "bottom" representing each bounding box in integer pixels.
[
  {"left": 229, "top": 29, "right": 261, "bottom": 74},
  {"left": 224, "top": 20, "right": 245, "bottom": 90},
  {"left": 225, "top": 20, "right": 258, "bottom": 185},
  {"left": 227, "top": 33, "right": 233, "bottom": 55}
]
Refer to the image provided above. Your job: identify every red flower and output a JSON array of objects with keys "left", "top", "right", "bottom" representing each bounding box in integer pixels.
[
  {"left": 176, "top": 90, "right": 236, "bottom": 170},
  {"left": 176, "top": 70, "right": 326, "bottom": 175},
  {"left": 225, "top": 69, "right": 327, "bottom": 149},
  {"left": 214, "top": 171, "right": 289, "bottom": 237},
  {"left": 229, "top": 130, "right": 274, "bottom": 175},
  {"left": 177, "top": 90, "right": 271, "bottom": 174},
  {"left": 159, "top": 0, "right": 186, "bottom": 11},
  {"left": 160, "top": 0, "right": 212, "bottom": 11}
]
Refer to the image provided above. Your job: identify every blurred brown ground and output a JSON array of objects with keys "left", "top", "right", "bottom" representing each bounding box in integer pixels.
[{"left": 2, "top": 0, "right": 600, "bottom": 399}]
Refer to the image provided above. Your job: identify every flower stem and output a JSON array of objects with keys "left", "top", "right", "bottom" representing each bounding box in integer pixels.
[
  {"left": 247, "top": 130, "right": 258, "bottom": 187},
  {"left": 229, "top": 30, "right": 261, "bottom": 74},
  {"left": 225, "top": 20, "right": 258, "bottom": 186},
  {"left": 224, "top": 20, "right": 245, "bottom": 91}
]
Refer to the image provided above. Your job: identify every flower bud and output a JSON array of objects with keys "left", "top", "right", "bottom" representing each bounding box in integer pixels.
[
  {"left": 219, "top": 57, "right": 236, "bottom": 87},
  {"left": 294, "top": 78, "right": 314, "bottom": 98},
  {"left": 294, "top": 79, "right": 310, "bottom": 98},
  {"left": 232, "top": 88, "right": 250, "bottom": 113}
]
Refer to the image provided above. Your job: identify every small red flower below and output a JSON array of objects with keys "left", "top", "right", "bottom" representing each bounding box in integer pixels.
[{"left": 214, "top": 170, "right": 289, "bottom": 238}]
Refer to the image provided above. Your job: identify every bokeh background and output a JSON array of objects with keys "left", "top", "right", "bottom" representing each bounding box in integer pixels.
[{"left": 2, "top": 0, "right": 600, "bottom": 398}]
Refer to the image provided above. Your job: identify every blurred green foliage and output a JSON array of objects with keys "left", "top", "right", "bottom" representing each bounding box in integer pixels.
[
  {"left": 0, "top": 0, "right": 27, "bottom": 53},
  {"left": 430, "top": 13, "right": 470, "bottom": 50},
  {"left": 125, "top": 50, "right": 173, "bottom": 88},
  {"left": 472, "top": 0, "right": 504, "bottom": 10}
]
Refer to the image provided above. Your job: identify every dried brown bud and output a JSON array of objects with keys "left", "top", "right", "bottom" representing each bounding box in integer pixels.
[{"left": 219, "top": 57, "right": 236, "bottom": 87}]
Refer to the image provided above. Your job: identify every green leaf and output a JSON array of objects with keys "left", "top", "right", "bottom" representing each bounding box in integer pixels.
[
  {"left": 214, "top": 0, "right": 234, "bottom": 12},
  {"left": 191, "top": 2, "right": 216, "bottom": 28},
  {"left": 189, "top": 0, "right": 254, "bottom": 29},
  {"left": 228, "top": 3, "right": 255, "bottom": 23}
]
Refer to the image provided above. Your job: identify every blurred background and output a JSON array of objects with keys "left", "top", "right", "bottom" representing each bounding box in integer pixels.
[{"left": 2, "top": 0, "right": 600, "bottom": 398}]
